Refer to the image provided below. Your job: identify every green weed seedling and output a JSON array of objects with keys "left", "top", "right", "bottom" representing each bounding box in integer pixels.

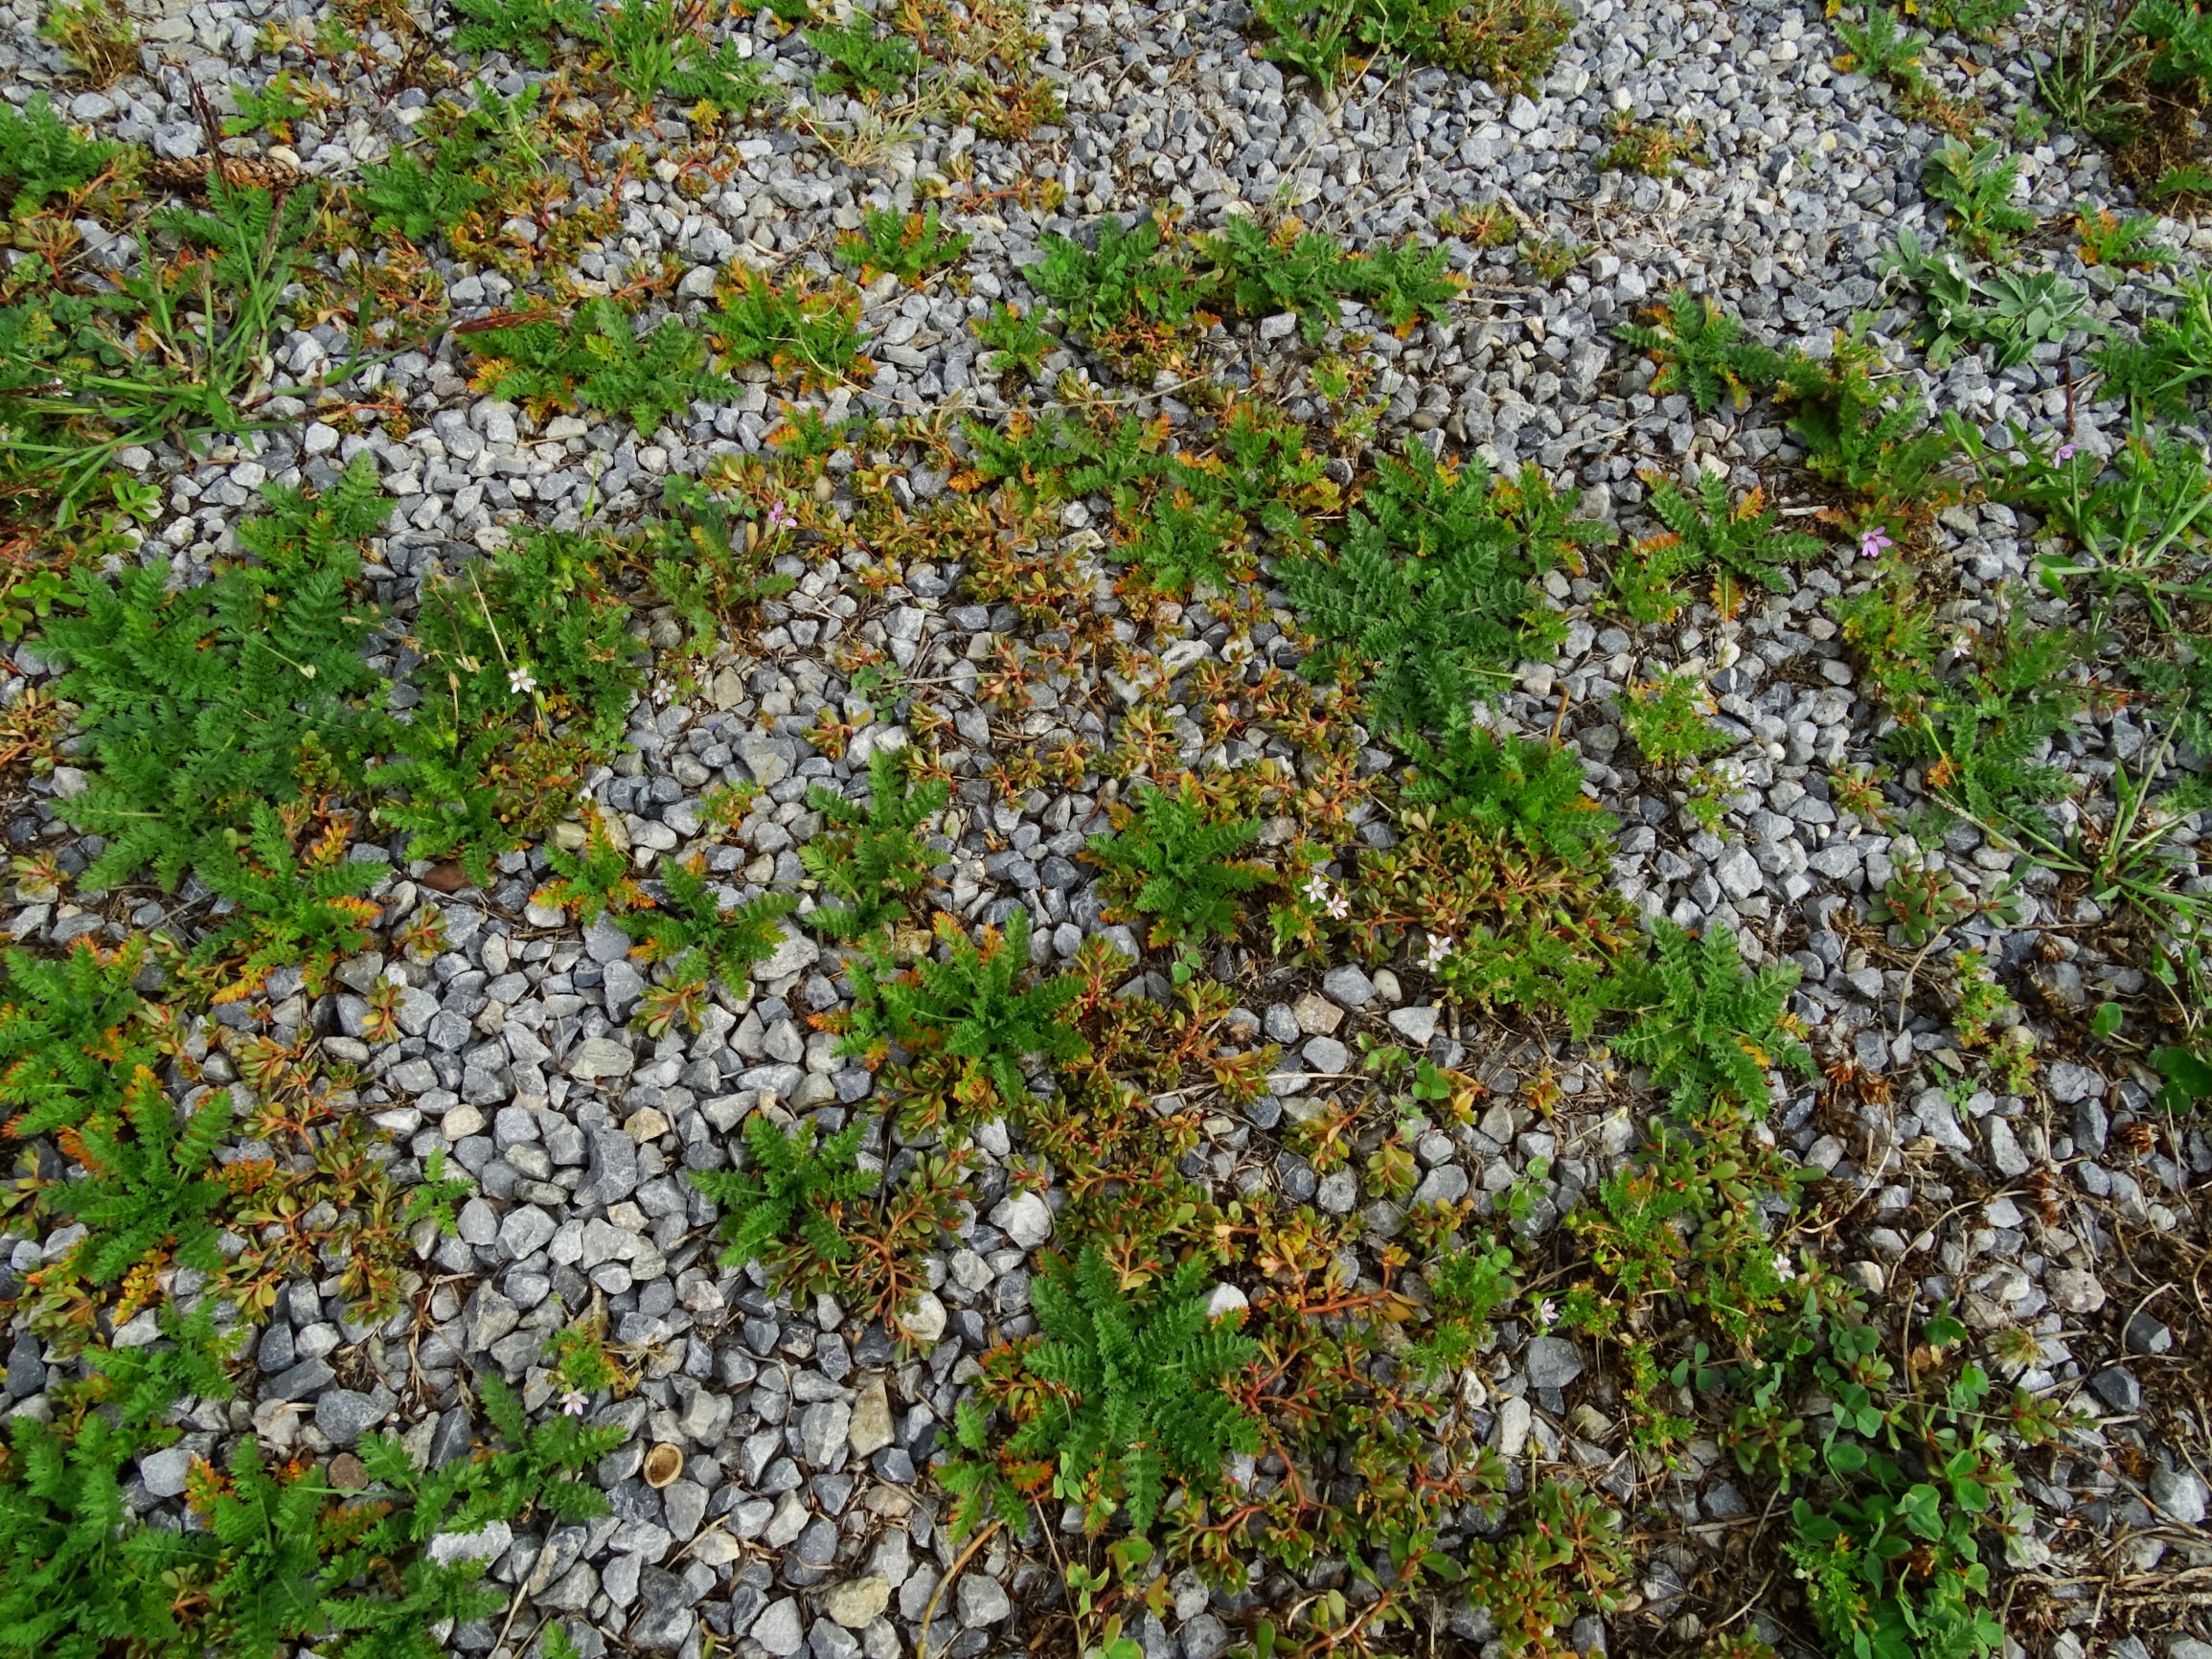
[
  {"left": 378, "top": 528, "right": 641, "bottom": 879},
  {"left": 596, "top": 0, "right": 773, "bottom": 115},
  {"left": 1351, "top": 238, "right": 1462, "bottom": 332},
  {"left": 1950, "top": 420, "right": 2212, "bottom": 627},
  {"left": 0, "top": 936, "right": 154, "bottom": 1138},
  {"left": 1002, "top": 1243, "right": 1260, "bottom": 1534},
  {"left": 465, "top": 296, "right": 738, "bottom": 432},
  {"left": 1616, "top": 471, "right": 1823, "bottom": 623},
  {"left": 1279, "top": 438, "right": 1607, "bottom": 736},
  {"left": 1599, "top": 113, "right": 1700, "bottom": 175},
  {"left": 0, "top": 93, "right": 119, "bottom": 215},
  {"left": 1882, "top": 229, "right": 2094, "bottom": 370},
  {"left": 1089, "top": 783, "right": 1270, "bottom": 947},
  {"left": 690, "top": 1113, "right": 872, "bottom": 1274},
  {"left": 624, "top": 855, "right": 802, "bottom": 991},
  {"left": 973, "top": 301, "right": 1058, "bottom": 379},
  {"left": 1616, "top": 917, "right": 1813, "bottom": 1112},
  {"left": 450, "top": 0, "right": 593, "bottom": 66},
  {"left": 42, "top": 457, "right": 391, "bottom": 893},
  {"left": 1032, "top": 214, "right": 1213, "bottom": 351},
  {"left": 534, "top": 807, "right": 650, "bottom": 926},
  {"left": 644, "top": 472, "right": 798, "bottom": 657},
  {"left": 1776, "top": 320, "right": 1960, "bottom": 527},
  {"left": 1887, "top": 611, "right": 2086, "bottom": 840},
  {"left": 1922, "top": 139, "right": 2036, "bottom": 258},
  {"left": 710, "top": 266, "right": 870, "bottom": 385},
  {"left": 1616, "top": 287, "right": 1785, "bottom": 412},
  {"left": 2134, "top": 0, "right": 2212, "bottom": 91},
  {"left": 188, "top": 805, "right": 385, "bottom": 1001},
  {"left": 1250, "top": 0, "right": 1573, "bottom": 95},
  {"left": 837, "top": 204, "right": 969, "bottom": 282},
  {"left": 1519, "top": 235, "right": 1590, "bottom": 283},
  {"left": 402, "top": 1146, "right": 477, "bottom": 1239},
  {"left": 1204, "top": 214, "right": 1357, "bottom": 344},
  {"left": 49, "top": 1072, "right": 231, "bottom": 1292},
  {"left": 356, "top": 85, "right": 547, "bottom": 244},
  {"left": 2075, "top": 203, "right": 2174, "bottom": 269},
  {"left": 1621, "top": 670, "right": 1737, "bottom": 771},
  {"left": 38, "top": 0, "right": 136, "bottom": 84},
  {"left": 841, "top": 908, "right": 1087, "bottom": 1117},
  {"left": 2092, "top": 273, "right": 2212, "bottom": 419},
  {"left": 801, "top": 745, "right": 950, "bottom": 941},
  {"left": 807, "top": 16, "right": 922, "bottom": 98},
  {"left": 2037, "top": 6, "right": 2148, "bottom": 145},
  {"left": 1403, "top": 719, "right": 1619, "bottom": 869},
  {"left": 11, "top": 176, "right": 336, "bottom": 523},
  {"left": 1834, "top": 4, "right": 1932, "bottom": 92}
]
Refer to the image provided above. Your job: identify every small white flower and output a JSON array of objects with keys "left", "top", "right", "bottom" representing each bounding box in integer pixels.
[
  {"left": 559, "top": 1389, "right": 587, "bottom": 1417},
  {"left": 508, "top": 665, "right": 537, "bottom": 696},
  {"left": 1422, "top": 932, "right": 1456, "bottom": 971},
  {"left": 1536, "top": 1298, "right": 1558, "bottom": 1329},
  {"left": 1326, "top": 892, "right": 1350, "bottom": 920},
  {"left": 1772, "top": 1250, "right": 1796, "bottom": 1283},
  {"left": 1303, "top": 875, "right": 1332, "bottom": 904}
]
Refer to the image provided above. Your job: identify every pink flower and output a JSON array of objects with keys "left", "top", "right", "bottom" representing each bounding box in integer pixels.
[
  {"left": 1859, "top": 526, "right": 1893, "bottom": 559},
  {"left": 2054, "top": 443, "right": 2077, "bottom": 462},
  {"left": 765, "top": 499, "right": 795, "bottom": 531},
  {"left": 559, "top": 1389, "right": 587, "bottom": 1417}
]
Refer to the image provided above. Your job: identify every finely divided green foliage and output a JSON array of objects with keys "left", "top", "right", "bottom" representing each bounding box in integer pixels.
[
  {"left": 1620, "top": 670, "right": 1735, "bottom": 770},
  {"left": 1614, "top": 287, "right": 1786, "bottom": 412},
  {"left": 189, "top": 802, "right": 384, "bottom": 995},
  {"left": 1250, "top": 0, "right": 1572, "bottom": 94},
  {"left": 1205, "top": 214, "right": 1354, "bottom": 344},
  {"left": 49, "top": 1069, "right": 231, "bottom": 1287},
  {"left": 801, "top": 746, "right": 950, "bottom": 941},
  {"left": 2132, "top": 0, "right": 2212, "bottom": 88},
  {"left": 836, "top": 205, "right": 969, "bottom": 283},
  {"left": 1013, "top": 1243, "right": 1262, "bottom": 1534},
  {"left": 806, "top": 15, "right": 922, "bottom": 97},
  {"left": 2092, "top": 274, "right": 2212, "bottom": 419},
  {"left": 1615, "top": 918, "right": 1812, "bottom": 1111},
  {"left": 1401, "top": 721, "right": 1617, "bottom": 870},
  {"left": 1615, "top": 471, "right": 1823, "bottom": 624},
  {"left": 690, "top": 1113, "right": 872, "bottom": 1272},
  {"left": 449, "top": 0, "right": 592, "bottom": 66},
  {"left": 1834, "top": 3, "right": 1931, "bottom": 91},
  {"left": 844, "top": 909, "right": 1088, "bottom": 1112},
  {"left": 1891, "top": 616, "right": 2086, "bottom": 837},
  {"left": 624, "top": 857, "right": 802, "bottom": 991},
  {"left": 377, "top": 527, "right": 641, "bottom": 879},
  {"left": 709, "top": 267, "right": 869, "bottom": 385},
  {"left": 596, "top": 0, "right": 773, "bottom": 113},
  {"left": 1279, "top": 439, "right": 1606, "bottom": 735},
  {"left": 40, "top": 457, "right": 392, "bottom": 892},
  {"left": 0, "top": 92, "right": 118, "bottom": 215},
  {"left": 356, "top": 86, "right": 545, "bottom": 242},
  {"left": 0, "top": 937, "right": 153, "bottom": 1138},
  {"left": 466, "top": 297, "right": 737, "bottom": 432},
  {"left": 1776, "top": 322, "right": 1959, "bottom": 523},
  {"left": 1032, "top": 215, "right": 1213, "bottom": 342},
  {"left": 1922, "top": 139, "right": 2036, "bottom": 258},
  {"left": 1089, "top": 784, "right": 1269, "bottom": 946},
  {"left": 0, "top": 1384, "right": 221, "bottom": 1659},
  {"left": 645, "top": 473, "right": 799, "bottom": 657}
]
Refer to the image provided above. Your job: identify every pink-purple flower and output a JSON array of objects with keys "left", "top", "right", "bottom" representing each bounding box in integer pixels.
[
  {"left": 2054, "top": 443, "right": 2077, "bottom": 463},
  {"left": 1859, "top": 526, "right": 1893, "bottom": 560},
  {"left": 765, "top": 499, "right": 796, "bottom": 532}
]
